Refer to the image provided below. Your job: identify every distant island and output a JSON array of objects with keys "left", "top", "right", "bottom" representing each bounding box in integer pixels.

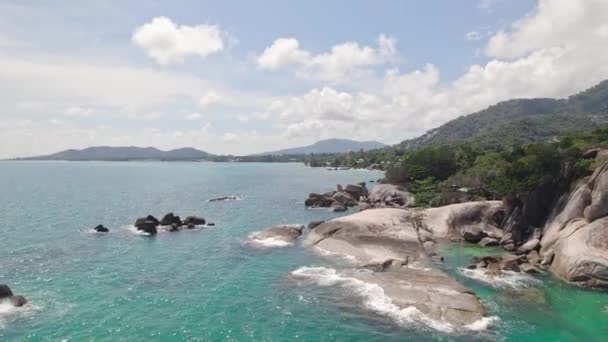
[
  {"left": 15, "top": 146, "right": 214, "bottom": 162},
  {"left": 13, "top": 138, "right": 387, "bottom": 162}
]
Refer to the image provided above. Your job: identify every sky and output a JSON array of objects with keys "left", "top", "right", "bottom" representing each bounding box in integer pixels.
[{"left": 2, "top": 0, "right": 608, "bottom": 158}]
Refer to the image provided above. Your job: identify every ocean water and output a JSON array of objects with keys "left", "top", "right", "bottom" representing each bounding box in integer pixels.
[{"left": 0, "top": 161, "right": 606, "bottom": 341}]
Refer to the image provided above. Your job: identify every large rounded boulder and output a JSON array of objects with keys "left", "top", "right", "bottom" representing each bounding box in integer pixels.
[{"left": 250, "top": 224, "right": 304, "bottom": 245}]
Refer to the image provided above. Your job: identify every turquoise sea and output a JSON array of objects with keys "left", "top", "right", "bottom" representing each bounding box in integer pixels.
[{"left": 0, "top": 162, "right": 606, "bottom": 341}]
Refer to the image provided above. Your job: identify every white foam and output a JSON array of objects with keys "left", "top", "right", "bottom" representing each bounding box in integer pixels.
[
  {"left": 291, "top": 266, "right": 494, "bottom": 333},
  {"left": 0, "top": 300, "right": 37, "bottom": 330},
  {"left": 459, "top": 268, "right": 541, "bottom": 289},
  {"left": 465, "top": 316, "right": 500, "bottom": 331},
  {"left": 122, "top": 225, "right": 153, "bottom": 236},
  {"left": 314, "top": 246, "right": 358, "bottom": 262},
  {"left": 247, "top": 232, "right": 293, "bottom": 248}
]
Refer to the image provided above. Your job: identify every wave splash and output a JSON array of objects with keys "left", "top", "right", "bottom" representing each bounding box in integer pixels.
[
  {"left": 459, "top": 268, "right": 542, "bottom": 289},
  {"left": 291, "top": 266, "right": 497, "bottom": 333},
  {"left": 247, "top": 232, "right": 293, "bottom": 248}
]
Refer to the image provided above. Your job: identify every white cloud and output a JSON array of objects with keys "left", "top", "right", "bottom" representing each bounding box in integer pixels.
[
  {"left": 132, "top": 16, "right": 226, "bottom": 65},
  {"left": 257, "top": 0, "right": 608, "bottom": 146},
  {"left": 465, "top": 31, "right": 482, "bottom": 41},
  {"left": 486, "top": 0, "right": 608, "bottom": 59},
  {"left": 198, "top": 91, "right": 223, "bottom": 109},
  {"left": 256, "top": 38, "right": 310, "bottom": 70},
  {"left": 257, "top": 34, "right": 398, "bottom": 83}
]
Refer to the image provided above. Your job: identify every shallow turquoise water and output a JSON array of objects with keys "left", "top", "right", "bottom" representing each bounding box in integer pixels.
[{"left": 0, "top": 162, "right": 606, "bottom": 341}]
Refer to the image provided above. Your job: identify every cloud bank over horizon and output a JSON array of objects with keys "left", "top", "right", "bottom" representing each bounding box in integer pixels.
[{"left": 0, "top": 0, "right": 607, "bottom": 158}]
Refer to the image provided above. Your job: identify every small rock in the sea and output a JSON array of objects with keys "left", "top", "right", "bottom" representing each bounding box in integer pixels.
[
  {"left": 186, "top": 223, "right": 196, "bottom": 229},
  {"left": 307, "top": 220, "right": 324, "bottom": 230},
  {"left": 207, "top": 222, "right": 215, "bottom": 226},
  {"left": 330, "top": 204, "right": 347, "bottom": 212},
  {"left": 134, "top": 215, "right": 159, "bottom": 235},
  {"left": 520, "top": 263, "right": 541, "bottom": 274},
  {"left": 10, "top": 295, "right": 27, "bottom": 307},
  {"left": 423, "top": 241, "right": 435, "bottom": 249},
  {"left": 0, "top": 284, "right": 27, "bottom": 307},
  {"left": 0, "top": 284, "right": 14, "bottom": 299},
  {"left": 183, "top": 216, "right": 206, "bottom": 226},
  {"left": 169, "top": 223, "right": 180, "bottom": 232},
  {"left": 209, "top": 195, "right": 239, "bottom": 202},
  {"left": 160, "top": 213, "right": 182, "bottom": 226},
  {"left": 93, "top": 224, "right": 109, "bottom": 233}
]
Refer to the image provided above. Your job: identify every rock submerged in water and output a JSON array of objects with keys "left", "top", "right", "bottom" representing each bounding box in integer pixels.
[
  {"left": 0, "top": 284, "right": 27, "bottom": 307},
  {"left": 209, "top": 195, "right": 240, "bottom": 202}
]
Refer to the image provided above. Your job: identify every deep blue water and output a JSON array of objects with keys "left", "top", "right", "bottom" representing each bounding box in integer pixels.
[{"left": 0, "top": 162, "right": 606, "bottom": 341}]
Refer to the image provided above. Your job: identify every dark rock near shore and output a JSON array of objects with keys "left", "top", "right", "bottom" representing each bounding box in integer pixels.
[
  {"left": 186, "top": 223, "right": 196, "bottom": 229},
  {"left": 93, "top": 224, "right": 109, "bottom": 233}
]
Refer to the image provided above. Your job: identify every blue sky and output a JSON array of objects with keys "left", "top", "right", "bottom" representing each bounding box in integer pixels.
[{"left": 1, "top": 0, "right": 607, "bottom": 157}]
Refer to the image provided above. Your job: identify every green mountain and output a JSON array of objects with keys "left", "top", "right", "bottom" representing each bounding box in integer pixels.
[
  {"left": 400, "top": 80, "right": 608, "bottom": 150},
  {"left": 259, "top": 139, "right": 386, "bottom": 155},
  {"left": 19, "top": 146, "right": 214, "bottom": 161}
]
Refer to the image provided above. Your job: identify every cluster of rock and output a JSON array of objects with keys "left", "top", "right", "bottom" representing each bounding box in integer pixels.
[
  {"left": 304, "top": 183, "right": 369, "bottom": 212},
  {"left": 91, "top": 213, "right": 212, "bottom": 235},
  {"left": 454, "top": 158, "right": 608, "bottom": 289},
  {"left": 0, "top": 284, "right": 27, "bottom": 307},
  {"left": 466, "top": 253, "right": 542, "bottom": 276},
  {"left": 304, "top": 183, "right": 415, "bottom": 212},
  {"left": 133, "top": 213, "right": 210, "bottom": 235}
]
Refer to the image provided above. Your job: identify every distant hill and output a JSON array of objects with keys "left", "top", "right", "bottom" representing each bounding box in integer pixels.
[
  {"left": 260, "top": 139, "right": 387, "bottom": 155},
  {"left": 19, "top": 146, "right": 214, "bottom": 161},
  {"left": 399, "top": 80, "right": 608, "bottom": 150}
]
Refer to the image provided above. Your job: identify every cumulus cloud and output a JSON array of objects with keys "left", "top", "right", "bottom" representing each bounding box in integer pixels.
[
  {"left": 132, "top": 16, "right": 226, "bottom": 64},
  {"left": 257, "top": 0, "right": 608, "bottom": 145},
  {"left": 256, "top": 34, "right": 398, "bottom": 83}
]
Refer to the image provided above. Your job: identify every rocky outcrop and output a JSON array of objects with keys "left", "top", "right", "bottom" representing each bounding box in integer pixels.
[
  {"left": 366, "top": 184, "right": 415, "bottom": 208},
  {"left": 160, "top": 213, "right": 182, "bottom": 226},
  {"left": 209, "top": 195, "right": 241, "bottom": 202},
  {"left": 250, "top": 224, "right": 304, "bottom": 244},
  {"left": 0, "top": 284, "right": 27, "bottom": 307},
  {"left": 539, "top": 161, "right": 608, "bottom": 288},
  {"left": 303, "top": 208, "right": 489, "bottom": 327},
  {"left": 304, "top": 183, "right": 369, "bottom": 210}
]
